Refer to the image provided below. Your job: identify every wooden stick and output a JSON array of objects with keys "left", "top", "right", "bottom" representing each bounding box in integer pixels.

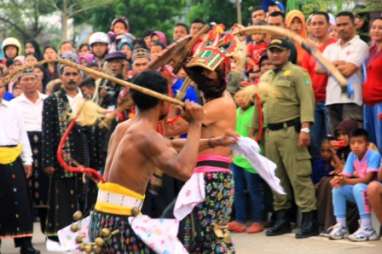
[
  {"left": 175, "top": 77, "right": 192, "bottom": 100},
  {"left": 234, "top": 25, "right": 348, "bottom": 87},
  {"left": 2, "top": 59, "right": 48, "bottom": 83},
  {"left": 57, "top": 58, "right": 185, "bottom": 107},
  {"left": 147, "top": 24, "right": 209, "bottom": 73}
]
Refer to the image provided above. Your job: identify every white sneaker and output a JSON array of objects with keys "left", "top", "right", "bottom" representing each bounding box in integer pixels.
[
  {"left": 328, "top": 223, "right": 349, "bottom": 240},
  {"left": 348, "top": 227, "right": 379, "bottom": 242},
  {"left": 320, "top": 225, "right": 334, "bottom": 238}
]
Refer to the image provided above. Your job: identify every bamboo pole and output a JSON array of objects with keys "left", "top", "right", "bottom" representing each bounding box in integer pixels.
[
  {"left": 175, "top": 77, "right": 192, "bottom": 100},
  {"left": 3, "top": 58, "right": 185, "bottom": 107},
  {"left": 56, "top": 58, "right": 185, "bottom": 106},
  {"left": 2, "top": 60, "right": 48, "bottom": 83},
  {"left": 233, "top": 25, "right": 348, "bottom": 87}
]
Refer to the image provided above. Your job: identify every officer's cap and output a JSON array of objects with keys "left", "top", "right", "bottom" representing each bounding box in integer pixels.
[{"left": 268, "top": 39, "right": 289, "bottom": 50}]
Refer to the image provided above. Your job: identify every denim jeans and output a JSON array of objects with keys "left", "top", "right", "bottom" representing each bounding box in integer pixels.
[
  {"left": 231, "top": 163, "right": 265, "bottom": 223},
  {"left": 364, "top": 103, "right": 382, "bottom": 153},
  {"left": 310, "top": 102, "right": 332, "bottom": 159}
]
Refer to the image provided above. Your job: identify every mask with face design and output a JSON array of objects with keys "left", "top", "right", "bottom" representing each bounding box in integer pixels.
[{"left": 185, "top": 25, "right": 237, "bottom": 100}]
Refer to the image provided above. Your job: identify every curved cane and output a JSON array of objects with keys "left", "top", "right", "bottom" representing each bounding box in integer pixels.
[{"left": 234, "top": 25, "right": 348, "bottom": 87}]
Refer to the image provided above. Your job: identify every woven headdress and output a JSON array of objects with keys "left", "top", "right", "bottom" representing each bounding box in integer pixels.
[{"left": 185, "top": 24, "right": 238, "bottom": 100}]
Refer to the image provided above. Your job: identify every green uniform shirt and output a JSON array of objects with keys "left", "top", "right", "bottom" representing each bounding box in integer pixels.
[
  {"left": 233, "top": 106, "right": 257, "bottom": 173},
  {"left": 260, "top": 62, "right": 315, "bottom": 125}
]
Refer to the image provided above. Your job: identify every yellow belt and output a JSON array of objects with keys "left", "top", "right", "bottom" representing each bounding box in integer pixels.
[
  {"left": 95, "top": 182, "right": 145, "bottom": 216},
  {"left": 0, "top": 145, "right": 22, "bottom": 165}
]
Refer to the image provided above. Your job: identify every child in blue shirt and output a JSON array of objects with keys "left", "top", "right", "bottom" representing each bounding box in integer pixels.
[{"left": 329, "top": 128, "right": 381, "bottom": 241}]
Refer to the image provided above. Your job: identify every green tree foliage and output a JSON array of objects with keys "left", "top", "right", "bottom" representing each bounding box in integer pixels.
[
  {"left": 78, "top": 0, "right": 188, "bottom": 39},
  {"left": 0, "top": 0, "right": 56, "bottom": 41},
  {"left": 0, "top": 0, "right": 112, "bottom": 41},
  {"left": 78, "top": 0, "right": 263, "bottom": 39},
  {"left": 287, "top": 0, "right": 382, "bottom": 14},
  {"left": 186, "top": 0, "right": 262, "bottom": 26}
]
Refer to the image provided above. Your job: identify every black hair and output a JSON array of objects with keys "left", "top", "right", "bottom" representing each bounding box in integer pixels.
[
  {"left": 78, "top": 43, "right": 89, "bottom": 51},
  {"left": 252, "top": 8, "right": 265, "bottom": 15},
  {"left": 143, "top": 30, "right": 154, "bottom": 38},
  {"left": 131, "top": 71, "right": 168, "bottom": 111},
  {"left": 268, "top": 3, "right": 278, "bottom": 8},
  {"left": 336, "top": 11, "right": 355, "bottom": 23},
  {"left": 80, "top": 77, "right": 95, "bottom": 88},
  {"left": 269, "top": 11, "right": 285, "bottom": 19},
  {"left": 33, "top": 64, "right": 45, "bottom": 74},
  {"left": 43, "top": 45, "right": 57, "bottom": 53},
  {"left": 259, "top": 53, "right": 269, "bottom": 67},
  {"left": 151, "top": 40, "right": 165, "bottom": 49},
  {"left": 134, "top": 38, "right": 149, "bottom": 50},
  {"left": 191, "top": 18, "right": 205, "bottom": 25},
  {"left": 175, "top": 22, "right": 189, "bottom": 34},
  {"left": 312, "top": 11, "right": 330, "bottom": 23},
  {"left": 25, "top": 40, "right": 43, "bottom": 60},
  {"left": 350, "top": 128, "right": 369, "bottom": 141}
]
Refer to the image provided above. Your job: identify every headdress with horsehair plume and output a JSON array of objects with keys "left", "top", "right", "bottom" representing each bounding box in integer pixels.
[{"left": 185, "top": 24, "right": 239, "bottom": 100}]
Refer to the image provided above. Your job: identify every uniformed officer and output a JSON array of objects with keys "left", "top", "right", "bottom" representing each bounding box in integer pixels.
[{"left": 260, "top": 39, "right": 318, "bottom": 238}]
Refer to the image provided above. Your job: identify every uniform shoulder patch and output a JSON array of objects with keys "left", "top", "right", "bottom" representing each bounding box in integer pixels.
[{"left": 302, "top": 72, "right": 311, "bottom": 86}]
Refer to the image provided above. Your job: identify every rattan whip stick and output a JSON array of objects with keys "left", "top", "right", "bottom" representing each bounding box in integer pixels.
[{"left": 234, "top": 25, "right": 348, "bottom": 87}]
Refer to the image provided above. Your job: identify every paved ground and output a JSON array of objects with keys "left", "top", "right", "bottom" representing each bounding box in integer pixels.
[{"left": 1, "top": 224, "right": 381, "bottom": 254}]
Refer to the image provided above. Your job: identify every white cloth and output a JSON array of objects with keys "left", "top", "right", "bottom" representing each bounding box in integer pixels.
[
  {"left": 232, "top": 137, "right": 285, "bottom": 195},
  {"left": 66, "top": 90, "right": 84, "bottom": 112},
  {"left": 173, "top": 173, "right": 206, "bottom": 221},
  {"left": 0, "top": 100, "right": 33, "bottom": 165},
  {"left": 129, "top": 215, "right": 188, "bottom": 254},
  {"left": 57, "top": 216, "right": 90, "bottom": 253},
  {"left": 10, "top": 93, "right": 47, "bottom": 132},
  {"left": 58, "top": 215, "right": 188, "bottom": 254},
  {"left": 322, "top": 35, "right": 369, "bottom": 106}
]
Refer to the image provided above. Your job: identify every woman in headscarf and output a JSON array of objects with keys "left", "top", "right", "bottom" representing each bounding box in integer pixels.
[{"left": 285, "top": 10, "right": 307, "bottom": 65}]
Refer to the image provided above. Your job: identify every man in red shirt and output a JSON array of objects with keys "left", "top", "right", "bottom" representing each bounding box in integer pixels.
[
  {"left": 363, "top": 17, "right": 382, "bottom": 151},
  {"left": 301, "top": 11, "right": 336, "bottom": 159}
]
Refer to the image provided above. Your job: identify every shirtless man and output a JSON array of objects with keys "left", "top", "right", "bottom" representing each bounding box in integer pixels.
[
  {"left": 168, "top": 42, "right": 237, "bottom": 253},
  {"left": 88, "top": 71, "right": 234, "bottom": 253}
]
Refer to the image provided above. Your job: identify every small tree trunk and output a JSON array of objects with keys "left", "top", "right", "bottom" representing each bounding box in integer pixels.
[
  {"left": 62, "top": 0, "right": 68, "bottom": 41},
  {"left": 236, "top": 0, "right": 242, "bottom": 25}
]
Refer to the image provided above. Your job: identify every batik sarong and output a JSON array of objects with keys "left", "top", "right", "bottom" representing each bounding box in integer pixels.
[{"left": 177, "top": 155, "right": 235, "bottom": 254}]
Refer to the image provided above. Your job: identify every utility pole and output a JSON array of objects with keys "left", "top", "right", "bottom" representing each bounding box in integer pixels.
[
  {"left": 62, "top": 0, "right": 68, "bottom": 40},
  {"left": 236, "top": 0, "right": 242, "bottom": 24}
]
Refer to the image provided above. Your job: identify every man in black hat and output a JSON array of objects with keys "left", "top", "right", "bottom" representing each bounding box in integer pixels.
[
  {"left": 105, "top": 51, "right": 126, "bottom": 78},
  {"left": 98, "top": 51, "right": 127, "bottom": 109},
  {"left": 260, "top": 39, "right": 318, "bottom": 239}
]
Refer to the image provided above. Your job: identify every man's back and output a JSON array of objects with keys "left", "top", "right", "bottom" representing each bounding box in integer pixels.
[{"left": 104, "top": 119, "right": 167, "bottom": 195}]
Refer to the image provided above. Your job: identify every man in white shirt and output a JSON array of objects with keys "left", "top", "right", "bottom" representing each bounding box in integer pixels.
[
  {"left": 0, "top": 77, "right": 40, "bottom": 253},
  {"left": 11, "top": 69, "right": 49, "bottom": 235},
  {"left": 320, "top": 11, "right": 369, "bottom": 133}
]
